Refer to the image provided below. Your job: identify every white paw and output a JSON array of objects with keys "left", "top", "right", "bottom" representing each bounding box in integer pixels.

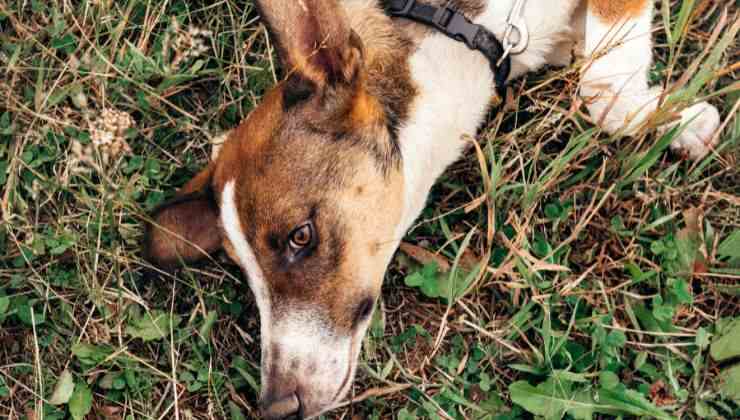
[{"left": 669, "top": 102, "right": 721, "bottom": 160}]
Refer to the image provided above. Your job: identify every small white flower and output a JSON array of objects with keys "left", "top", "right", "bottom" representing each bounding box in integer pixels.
[{"left": 169, "top": 21, "right": 213, "bottom": 69}]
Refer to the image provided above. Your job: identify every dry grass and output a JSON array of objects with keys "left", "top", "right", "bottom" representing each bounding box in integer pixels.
[{"left": 0, "top": 0, "right": 738, "bottom": 419}]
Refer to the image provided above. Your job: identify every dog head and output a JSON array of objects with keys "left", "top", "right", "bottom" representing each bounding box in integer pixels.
[{"left": 145, "top": 1, "right": 411, "bottom": 418}]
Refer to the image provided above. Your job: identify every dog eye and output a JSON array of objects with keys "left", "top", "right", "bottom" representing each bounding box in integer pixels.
[{"left": 288, "top": 223, "right": 313, "bottom": 250}]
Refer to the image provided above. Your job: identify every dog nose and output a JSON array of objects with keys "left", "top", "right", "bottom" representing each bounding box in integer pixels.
[{"left": 261, "top": 392, "right": 303, "bottom": 420}]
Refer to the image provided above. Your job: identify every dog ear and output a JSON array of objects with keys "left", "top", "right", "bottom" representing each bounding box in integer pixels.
[
  {"left": 256, "top": 0, "right": 363, "bottom": 87},
  {"left": 144, "top": 164, "right": 222, "bottom": 269}
]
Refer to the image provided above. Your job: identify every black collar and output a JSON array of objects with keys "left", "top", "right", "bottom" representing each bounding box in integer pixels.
[{"left": 384, "top": 0, "right": 511, "bottom": 89}]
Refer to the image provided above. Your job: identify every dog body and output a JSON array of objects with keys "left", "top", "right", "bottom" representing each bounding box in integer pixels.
[
  {"left": 145, "top": 1, "right": 721, "bottom": 418},
  {"left": 393, "top": 0, "right": 583, "bottom": 235},
  {"left": 396, "top": 0, "right": 719, "bottom": 237}
]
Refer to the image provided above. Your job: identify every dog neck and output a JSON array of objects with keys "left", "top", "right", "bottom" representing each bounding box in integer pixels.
[
  {"left": 396, "top": 33, "right": 496, "bottom": 235},
  {"left": 347, "top": 1, "right": 497, "bottom": 237}
]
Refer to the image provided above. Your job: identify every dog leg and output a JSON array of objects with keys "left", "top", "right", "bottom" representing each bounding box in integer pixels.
[{"left": 580, "top": 0, "right": 720, "bottom": 160}]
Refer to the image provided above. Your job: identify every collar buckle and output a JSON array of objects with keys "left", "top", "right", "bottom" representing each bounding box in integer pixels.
[
  {"left": 431, "top": 5, "right": 480, "bottom": 50},
  {"left": 384, "top": 0, "right": 511, "bottom": 89}
]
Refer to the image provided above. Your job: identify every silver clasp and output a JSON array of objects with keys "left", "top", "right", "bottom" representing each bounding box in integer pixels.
[{"left": 497, "top": 0, "right": 529, "bottom": 66}]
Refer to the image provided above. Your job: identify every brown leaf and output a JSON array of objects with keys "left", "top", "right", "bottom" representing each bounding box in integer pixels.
[
  {"left": 649, "top": 380, "right": 677, "bottom": 406},
  {"left": 459, "top": 249, "right": 480, "bottom": 272},
  {"left": 469, "top": 384, "right": 486, "bottom": 403},
  {"left": 677, "top": 207, "right": 707, "bottom": 277},
  {"left": 97, "top": 405, "right": 122, "bottom": 418},
  {"left": 399, "top": 242, "right": 450, "bottom": 272},
  {"left": 693, "top": 259, "right": 708, "bottom": 274}
]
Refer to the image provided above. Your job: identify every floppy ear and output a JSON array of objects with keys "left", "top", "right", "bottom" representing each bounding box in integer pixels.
[
  {"left": 144, "top": 165, "right": 222, "bottom": 269},
  {"left": 256, "top": 0, "right": 363, "bottom": 86}
]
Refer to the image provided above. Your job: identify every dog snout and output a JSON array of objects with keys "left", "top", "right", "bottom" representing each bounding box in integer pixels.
[{"left": 260, "top": 390, "right": 303, "bottom": 420}]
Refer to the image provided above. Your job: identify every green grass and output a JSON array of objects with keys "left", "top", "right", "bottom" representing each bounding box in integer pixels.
[{"left": 0, "top": 0, "right": 739, "bottom": 419}]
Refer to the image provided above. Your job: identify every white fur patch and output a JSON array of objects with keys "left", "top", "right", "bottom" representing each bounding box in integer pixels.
[
  {"left": 580, "top": 4, "right": 720, "bottom": 158},
  {"left": 271, "top": 308, "right": 352, "bottom": 385},
  {"left": 396, "top": 0, "right": 581, "bottom": 234},
  {"left": 580, "top": 5, "right": 660, "bottom": 135},
  {"left": 397, "top": 34, "right": 493, "bottom": 234},
  {"left": 265, "top": 308, "right": 360, "bottom": 418},
  {"left": 669, "top": 102, "right": 721, "bottom": 160},
  {"left": 221, "top": 181, "right": 273, "bottom": 383},
  {"left": 221, "top": 181, "right": 360, "bottom": 414}
]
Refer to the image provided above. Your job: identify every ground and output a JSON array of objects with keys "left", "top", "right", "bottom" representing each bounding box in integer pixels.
[{"left": 0, "top": 0, "right": 739, "bottom": 419}]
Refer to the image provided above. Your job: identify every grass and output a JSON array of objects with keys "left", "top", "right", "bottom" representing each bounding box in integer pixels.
[{"left": 0, "top": 0, "right": 739, "bottom": 419}]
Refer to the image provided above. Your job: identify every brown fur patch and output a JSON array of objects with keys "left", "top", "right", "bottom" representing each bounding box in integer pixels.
[
  {"left": 349, "top": 84, "right": 384, "bottom": 128},
  {"left": 144, "top": 195, "right": 221, "bottom": 267},
  {"left": 233, "top": 86, "right": 285, "bottom": 155},
  {"left": 213, "top": 85, "right": 286, "bottom": 190},
  {"left": 144, "top": 164, "right": 222, "bottom": 268},
  {"left": 318, "top": 157, "right": 405, "bottom": 333},
  {"left": 256, "top": 0, "right": 359, "bottom": 85},
  {"left": 179, "top": 163, "right": 216, "bottom": 195},
  {"left": 589, "top": 0, "right": 649, "bottom": 22},
  {"left": 345, "top": 1, "right": 417, "bottom": 148}
]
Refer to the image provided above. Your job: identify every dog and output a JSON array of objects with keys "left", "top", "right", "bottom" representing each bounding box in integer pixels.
[{"left": 144, "top": 1, "right": 721, "bottom": 418}]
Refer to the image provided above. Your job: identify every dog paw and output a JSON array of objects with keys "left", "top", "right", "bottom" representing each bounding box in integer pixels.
[{"left": 668, "top": 102, "right": 721, "bottom": 160}]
